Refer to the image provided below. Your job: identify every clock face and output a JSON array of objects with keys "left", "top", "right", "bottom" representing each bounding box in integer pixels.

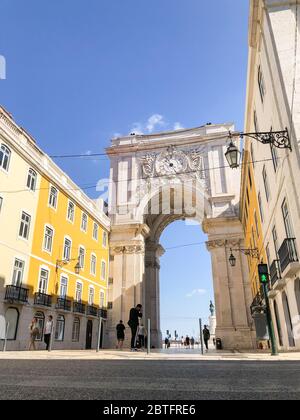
[{"left": 156, "top": 151, "right": 188, "bottom": 175}]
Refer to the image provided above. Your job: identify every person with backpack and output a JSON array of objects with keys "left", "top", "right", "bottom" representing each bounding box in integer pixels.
[
  {"left": 128, "top": 304, "right": 142, "bottom": 351},
  {"left": 116, "top": 320, "right": 126, "bottom": 350}
]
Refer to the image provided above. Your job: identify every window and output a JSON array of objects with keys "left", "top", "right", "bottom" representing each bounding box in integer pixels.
[
  {"left": 34, "top": 311, "right": 45, "bottom": 341},
  {"left": 100, "top": 291, "right": 105, "bottom": 308},
  {"left": 252, "top": 226, "right": 257, "bottom": 249},
  {"left": 248, "top": 169, "right": 252, "bottom": 189},
  {"left": 88, "top": 287, "right": 95, "bottom": 306},
  {"left": 254, "top": 211, "right": 259, "bottom": 238},
  {"left": 63, "top": 238, "right": 72, "bottom": 261},
  {"left": 0, "top": 144, "right": 11, "bottom": 171},
  {"left": 67, "top": 201, "right": 75, "bottom": 222},
  {"left": 246, "top": 188, "right": 250, "bottom": 206},
  {"left": 59, "top": 276, "right": 68, "bottom": 299},
  {"left": 90, "top": 254, "right": 97, "bottom": 276},
  {"left": 38, "top": 268, "right": 49, "bottom": 294},
  {"left": 75, "top": 282, "right": 82, "bottom": 302},
  {"left": 271, "top": 144, "right": 279, "bottom": 172},
  {"left": 5, "top": 308, "right": 19, "bottom": 341},
  {"left": 258, "top": 65, "right": 266, "bottom": 103},
  {"left": 93, "top": 223, "right": 99, "bottom": 241},
  {"left": 266, "top": 244, "right": 271, "bottom": 268},
  {"left": 272, "top": 226, "right": 279, "bottom": 257},
  {"left": 0, "top": 196, "right": 3, "bottom": 213},
  {"left": 250, "top": 143, "right": 255, "bottom": 169},
  {"left": 49, "top": 186, "right": 58, "bottom": 209},
  {"left": 262, "top": 166, "right": 270, "bottom": 202},
  {"left": 19, "top": 211, "right": 31, "bottom": 240},
  {"left": 295, "top": 279, "right": 300, "bottom": 315},
  {"left": 79, "top": 247, "right": 85, "bottom": 269},
  {"left": 258, "top": 192, "right": 264, "bottom": 223},
  {"left": 103, "top": 231, "right": 108, "bottom": 248},
  {"left": 254, "top": 110, "right": 259, "bottom": 133},
  {"left": 26, "top": 168, "right": 37, "bottom": 191},
  {"left": 55, "top": 315, "right": 65, "bottom": 342},
  {"left": 282, "top": 199, "right": 294, "bottom": 238},
  {"left": 282, "top": 292, "right": 295, "bottom": 347},
  {"left": 72, "top": 318, "right": 80, "bottom": 342},
  {"left": 43, "top": 226, "right": 54, "bottom": 253},
  {"left": 101, "top": 260, "right": 106, "bottom": 281},
  {"left": 81, "top": 213, "right": 88, "bottom": 232},
  {"left": 273, "top": 300, "right": 283, "bottom": 347},
  {"left": 12, "top": 259, "right": 25, "bottom": 287}
]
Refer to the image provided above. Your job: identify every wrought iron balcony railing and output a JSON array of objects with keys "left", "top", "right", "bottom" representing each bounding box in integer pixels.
[
  {"left": 56, "top": 298, "right": 72, "bottom": 312},
  {"left": 87, "top": 305, "right": 98, "bottom": 317},
  {"left": 34, "top": 292, "right": 52, "bottom": 307},
  {"left": 98, "top": 308, "right": 108, "bottom": 320},
  {"left": 270, "top": 260, "right": 281, "bottom": 286},
  {"left": 278, "top": 238, "right": 299, "bottom": 273},
  {"left": 5, "top": 285, "right": 29, "bottom": 303},
  {"left": 73, "top": 301, "right": 86, "bottom": 314}
]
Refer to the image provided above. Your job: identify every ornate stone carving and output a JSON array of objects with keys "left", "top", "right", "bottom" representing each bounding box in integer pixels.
[
  {"left": 140, "top": 154, "right": 156, "bottom": 177},
  {"left": 206, "top": 240, "right": 226, "bottom": 250},
  {"left": 124, "top": 245, "right": 145, "bottom": 254},
  {"left": 110, "top": 246, "right": 124, "bottom": 255}
]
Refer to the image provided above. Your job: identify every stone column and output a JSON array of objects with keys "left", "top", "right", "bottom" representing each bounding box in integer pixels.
[{"left": 144, "top": 241, "right": 165, "bottom": 349}]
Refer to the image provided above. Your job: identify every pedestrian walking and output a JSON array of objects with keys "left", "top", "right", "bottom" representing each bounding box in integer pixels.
[
  {"left": 191, "top": 336, "right": 195, "bottom": 349},
  {"left": 116, "top": 320, "right": 125, "bottom": 350},
  {"left": 164, "top": 337, "right": 169, "bottom": 349},
  {"left": 181, "top": 337, "right": 185, "bottom": 347},
  {"left": 128, "top": 304, "right": 142, "bottom": 351},
  {"left": 137, "top": 323, "right": 146, "bottom": 349},
  {"left": 185, "top": 335, "right": 190, "bottom": 349},
  {"left": 203, "top": 325, "right": 211, "bottom": 352},
  {"left": 44, "top": 315, "right": 53, "bottom": 351},
  {"left": 29, "top": 317, "right": 40, "bottom": 351}
]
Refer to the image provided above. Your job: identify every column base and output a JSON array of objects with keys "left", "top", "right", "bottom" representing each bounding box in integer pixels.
[{"left": 215, "top": 327, "right": 256, "bottom": 350}]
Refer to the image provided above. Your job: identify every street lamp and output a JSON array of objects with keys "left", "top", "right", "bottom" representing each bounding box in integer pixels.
[
  {"left": 225, "top": 128, "right": 291, "bottom": 169},
  {"left": 228, "top": 248, "right": 259, "bottom": 266},
  {"left": 229, "top": 252, "right": 236, "bottom": 267},
  {"left": 56, "top": 257, "right": 81, "bottom": 274}
]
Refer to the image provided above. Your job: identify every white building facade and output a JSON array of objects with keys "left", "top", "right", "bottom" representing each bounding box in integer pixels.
[{"left": 245, "top": 0, "right": 300, "bottom": 351}]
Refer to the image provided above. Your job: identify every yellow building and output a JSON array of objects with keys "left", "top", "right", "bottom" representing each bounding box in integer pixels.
[{"left": 0, "top": 106, "right": 110, "bottom": 350}]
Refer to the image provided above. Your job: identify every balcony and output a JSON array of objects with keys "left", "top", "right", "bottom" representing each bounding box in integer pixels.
[
  {"left": 73, "top": 301, "right": 86, "bottom": 314},
  {"left": 34, "top": 292, "right": 52, "bottom": 307},
  {"left": 278, "top": 238, "right": 300, "bottom": 277},
  {"left": 87, "top": 305, "right": 98, "bottom": 317},
  {"left": 98, "top": 308, "right": 108, "bottom": 320},
  {"left": 269, "top": 260, "right": 285, "bottom": 296},
  {"left": 5, "top": 285, "right": 29, "bottom": 303},
  {"left": 56, "top": 298, "right": 72, "bottom": 312}
]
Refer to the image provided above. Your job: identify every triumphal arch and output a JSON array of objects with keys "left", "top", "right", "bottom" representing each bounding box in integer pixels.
[{"left": 106, "top": 124, "right": 255, "bottom": 350}]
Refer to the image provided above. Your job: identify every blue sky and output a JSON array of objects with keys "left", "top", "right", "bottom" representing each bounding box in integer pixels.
[{"left": 0, "top": 0, "right": 250, "bottom": 338}]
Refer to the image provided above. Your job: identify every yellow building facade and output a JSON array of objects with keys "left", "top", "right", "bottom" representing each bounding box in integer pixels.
[{"left": 0, "top": 106, "right": 110, "bottom": 350}]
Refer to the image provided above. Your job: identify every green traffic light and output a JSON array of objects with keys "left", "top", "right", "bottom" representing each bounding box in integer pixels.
[{"left": 261, "top": 274, "right": 268, "bottom": 283}]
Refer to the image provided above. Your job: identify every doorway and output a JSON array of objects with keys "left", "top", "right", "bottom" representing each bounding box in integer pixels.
[{"left": 86, "top": 320, "right": 93, "bottom": 349}]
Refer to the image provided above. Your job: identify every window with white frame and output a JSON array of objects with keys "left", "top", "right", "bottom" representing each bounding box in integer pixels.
[
  {"left": 254, "top": 211, "right": 259, "bottom": 238},
  {"left": 19, "top": 211, "right": 31, "bottom": 240},
  {"left": 100, "top": 291, "right": 105, "bottom": 308},
  {"left": 38, "top": 268, "right": 49, "bottom": 294},
  {"left": 101, "top": 260, "right": 106, "bottom": 281},
  {"left": 93, "top": 223, "right": 99, "bottom": 241},
  {"left": 0, "top": 144, "right": 11, "bottom": 171},
  {"left": 12, "top": 259, "right": 25, "bottom": 287},
  {"left": 63, "top": 238, "right": 72, "bottom": 261},
  {"left": 79, "top": 246, "right": 85, "bottom": 269},
  {"left": 103, "top": 231, "right": 108, "bottom": 248},
  {"left": 258, "top": 192, "right": 264, "bottom": 223},
  {"left": 67, "top": 201, "right": 75, "bottom": 222},
  {"left": 258, "top": 65, "right": 266, "bottom": 103},
  {"left": 59, "top": 276, "right": 68, "bottom": 299},
  {"left": 282, "top": 199, "right": 294, "bottom": 238},
  {"left": 49, "top": 186, "right": 58, "bottom": 209},
  {"left": 72, "top": 317, "right": 80, "bottom": 342},
  {"left": 43, "top": 226, "right": 54, "bottom": 253},
  {"left": 90, "top": 254, "right": 97, "bottom": 276},
  {"left": 271, "top": 144, "right": 279, "bottom": 172},
  {"left": 0, "top": 196, "right": 3, "bottom": 213},
  {"left": 26, "top": 168, "right": 37, "bottom": 192},
  {"left": 88, "top": 287, "right": 95, "bottom": 306},
  {"left": 262, "top": 166, "right": 270, "bottom": 202},
  {"left": 272, "top": 226, "right": 279, "bottom": 257},
  {"left": 75, "top": 282, "right": 83, "bottom": 302},
  {"left": 55, "top": 315, "right": 65, "bottom": 342},
  {"left": 81, "top": 212, "right": 88, "bottom": 232}
]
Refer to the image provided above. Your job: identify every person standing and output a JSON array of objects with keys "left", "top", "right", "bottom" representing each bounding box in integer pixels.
[
  {"left": 116, "top": 320, "right": 126, "bottom": 350},
  {"left": 191, "top": 336, "right": 195, "bottom": 349},
  {"left": 44, "top": 315, "right": 53, "bottom": 351},
  {"left": 137, "top": 323, "right": 146, "bottom": 349},
  {"left": 29, "top": 317, "right": 40, "bottom": 351},
  {"left": 128, "top": 304, "right": 142, "bottom": 351},
  {"left": 203, "top": 325, "right": 211, "bottom": 352},
  {"left": 185, "top": 335, "right": 190, "bottom": 349}
]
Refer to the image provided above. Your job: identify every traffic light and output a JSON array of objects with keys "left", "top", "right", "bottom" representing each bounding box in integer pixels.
[{"left": 258, "top": 264, "right": 269, "bottom": 284}]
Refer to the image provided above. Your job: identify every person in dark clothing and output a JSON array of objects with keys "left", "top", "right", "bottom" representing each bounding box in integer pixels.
[
  {"left": 203, "top": 326, "right": 211, "bottom": 352},
  {"left": 116, "top": 320, "right": 126, "bottom": 350},
  {"left": 128, "top": 304, "right": 142, "bottom": 351}
]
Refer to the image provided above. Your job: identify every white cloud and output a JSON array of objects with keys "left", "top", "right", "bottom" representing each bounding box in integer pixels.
[
  {"left": 130, "top": 122, "right": 144, "bottom": 135},
  {"left": 174, "top": 122, "right": 184, "bottom": 131},
  {"left": 146, "top": 114, "right": 165, "bottom": 133},
  {"left": 186, "top": 289, "right": 207, "bottom": 298}
]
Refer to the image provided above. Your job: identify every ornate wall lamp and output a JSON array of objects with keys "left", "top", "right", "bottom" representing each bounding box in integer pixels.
[
  {"left": 56, "top": 257, "right": 81, "bottom": 274},
  {"left": 225, "top": 129, "right": 291, "bottom": 169},
  {"left": 229, "top": 248, "right": 260, "bottom": 267}
]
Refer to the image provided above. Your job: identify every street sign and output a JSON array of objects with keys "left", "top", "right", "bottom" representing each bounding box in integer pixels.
[{"left": 258, "top": 264, "right": 269, "bottom": 284}]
